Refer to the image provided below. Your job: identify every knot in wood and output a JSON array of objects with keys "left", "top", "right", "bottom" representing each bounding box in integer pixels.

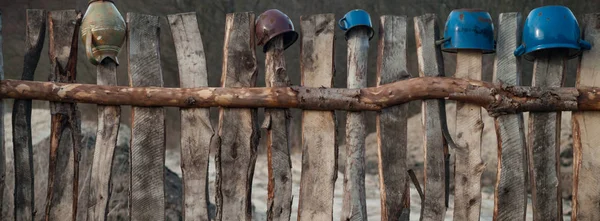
[{"left": 185, "top": 97, "right": 196, "bottom": 106}]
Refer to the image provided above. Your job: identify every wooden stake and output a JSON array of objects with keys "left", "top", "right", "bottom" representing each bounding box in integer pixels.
[
  {"left": 341, "top": 26, "right": 369, "bottom": 221},
  {"left": 453, "top": 50, "right": 484, "bottom": 221},
  {"left": 215, "top": 12, "right": 258, "bottom": 221},
  {"left": 45, "top": 10, "right": 82, "bottom": 221},
  {"left": 0, "top": 10, "right": 5, "bottom": 218},
  {"left": 86, "top": 59, "right": 120, "bottom": 221},
  {"left": 572, "top": 13, "right": 600, "bottom": 221},
  {"left": 127, "top": 13, "right": 165, "bottom": 221},
  {"left": 297, "top": 14, "right": 336, "bottom": 221},
  {"left": 492, "top": 12, "right": 527, "bottom": 221},
  {"left": 414, "top": 14, "right": 446, "bottom": 221},
  {"left": 12, "top": 9, "right": 46, "bottom": 221},
  {"left": 376, "top": 15, "right": 410, "bottom": 220},
  {"left": 528, "top": 49, "right": 567, "bottom": 221},
  {"left": 263, "top": 35, "right": 293, "bottom": 221},
  {"left": 168, "top": 12, "right": 214, "bottom": 221}
]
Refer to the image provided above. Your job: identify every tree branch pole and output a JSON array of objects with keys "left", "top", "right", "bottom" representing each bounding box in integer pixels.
[{"left": 2, "top": 76, "right": 593, "bottom": 114}]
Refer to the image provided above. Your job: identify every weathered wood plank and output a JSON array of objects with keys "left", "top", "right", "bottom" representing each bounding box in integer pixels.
[
  {"left": 341, "top": 27, "right": 369, "bottom": 221},
  {"left": 528, "top": 49, "right": 567, "bottom": 221},
  {"left": 453, "top": 51, "right": 484, "bottom": 221},
  {"left": 87, "top": 59, "right": 120, "bottom": 221},
  {"left": 572, "top": 13, "right": 600, "bottom": 221},
  {"left": 12, "top": 9, "right": 46, "bottom": 221},
  {"left": 45, "top": 10, "right": 82, "bottom": 221},
  {"left": 168, "top": 12, "right": 214, "bottom": 221},
  {"left": 413, "top": 14, "right": 446, "bottom": 221},
  {"left": 492, "top": 12, "right": 527, "bottom": 221},
  {"left": 263, "top": 35, "right": 293, "bottom": 221},
  {"left": 215, "top": 12, "right": 258, "bottom": 221},
  {"left": 0, "top": 10, "right": 4, "bottom": 218},
  {"left": 376, "top": 15, "right": 410, "bottom": 221},
  {"left": 297, "top": 13, "right": 336, "bottom": 221},
  {"left": 127, "top": 12, "right": 165, "bottom": 221}
]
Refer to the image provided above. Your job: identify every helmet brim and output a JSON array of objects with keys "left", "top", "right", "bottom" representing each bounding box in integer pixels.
[{"left": 522, "top": 43, "right": 583, "bottom": 61}]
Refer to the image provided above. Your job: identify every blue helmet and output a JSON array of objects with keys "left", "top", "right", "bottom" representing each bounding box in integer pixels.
[
  {"left": 441, "top": 9, "right": 495, "bottom": 53},
  {"left": 514, "top": 5, "right": 591, "bottom": 60},
  {"left": 338, "top": 9, "right": 374, "bottom": 40}
]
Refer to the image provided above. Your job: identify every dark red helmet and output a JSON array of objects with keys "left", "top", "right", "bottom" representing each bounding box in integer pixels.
[{"left": 255, "top": 9, "right": 298, "bottom": 52}]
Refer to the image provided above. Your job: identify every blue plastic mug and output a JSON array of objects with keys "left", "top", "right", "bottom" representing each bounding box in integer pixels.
[{"left": 338, "top": 9, "right": 374, "bottom": 40}]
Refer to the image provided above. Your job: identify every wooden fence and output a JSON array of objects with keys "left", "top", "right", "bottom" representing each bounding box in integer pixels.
[{"left": 1, "top": 8, "right": 600, "bottom": 221}]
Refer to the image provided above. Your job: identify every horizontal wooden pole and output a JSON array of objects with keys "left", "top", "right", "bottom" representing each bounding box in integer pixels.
[{"left": 0, "top": 77, "right": 594, "bottom": 115}]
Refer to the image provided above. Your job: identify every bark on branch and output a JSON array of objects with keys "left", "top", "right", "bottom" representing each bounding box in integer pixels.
[{"left": 0, "top": 76, "right": 589, "bottom": 116}]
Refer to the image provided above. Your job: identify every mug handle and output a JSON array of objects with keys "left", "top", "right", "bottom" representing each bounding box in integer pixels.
[
  {"left": 85, "top": 29, "right": 99, "bottom": 65},
  {"left": 338, "top": 18, "right": 347, "bottom": 31}
]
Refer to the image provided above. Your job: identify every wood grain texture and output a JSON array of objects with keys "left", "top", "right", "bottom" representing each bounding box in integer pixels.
[
  {"left": 127, "top": 12, "right": 165, "bottom": 221},
  {"left": 375, "top": 15, "right": 410, "bottom": 221},
  {"left": 263, "top": 36, "right": 293, "bottom": 221},
  {"left": 215, "top": 12, "right": 258, "bottom": 221},
  {"left": 453, "top": 51, "right": 484, "bottom": 221},
  {"left": 45, "top": 10, "right": 82, "bottom": 221},
  {"left": 0, "top": 10, "right": 4, "bottom": 218},
  {"left": 12, "top": 9, "right": 46, "bottom": 221},
  {"left": 492, "top": 12, "right": 527, "bottom": 221},
  {"left": 572, "top": 13, "right": 600, "bottom": 221},
  {"left": 414, "top": 14, "right": 446, "bottom": 221},
  {"left": 528, "top": 49, "right": 567, "bottom": 221},
  {"left": 168, "top": 12, "right": 214, "bottom": 221},
  {"left": 87, "top": 60, "right": 121, "bottom": 221},
  {"left": 341, "top": 28, "right": 369, "bottom": 221},
  {"left": 297, "top": 14, "right": 337, "bottom": 221}
]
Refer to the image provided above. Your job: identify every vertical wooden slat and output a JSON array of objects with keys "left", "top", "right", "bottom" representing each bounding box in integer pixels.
[
  {"left": 297, "top": 14, "right": 336, "bottom": 221},
  {"left": 528, "top": 50, "right": 566, "bottom": 221},
  {"left": 413, "top": 14, "right": 446, "bottom": 221},
  {"left": 572, "top": 13, "right": 600, "bottom": 221},
  {"left": 127, "top": 13, "right": 165, "bottom": 221},
  {"left": 12, "top": 9, "right": 46, "bottom": 221},
  {"left": 45, "top": 10, "right": 82, "bottom": 221},
  {"left": 263, "top": 35, "right": 293, "bottom": 221},
  {"left": 87, "top": 58, "right": 120, "bottom": 221},
  {"left": 215, "top": 12, "right": 258, "bottom": 221},
  {"left": 492, "top": 12, "right": 527, "bottom": 221},
  {"left": 0, "top": 10, "right": 4, "bottom": 218},
  {"left": 453, "top": 50, "right": 484, "bottom": 221},
  {"left": 168, "top": 12, "right": 214, "bottom": 221},
  {"left": 341, "top": 27, "right": 369, "bottom": 221},
  {"left": 376, "top": 15, "right": 410, "bottom": 221}
]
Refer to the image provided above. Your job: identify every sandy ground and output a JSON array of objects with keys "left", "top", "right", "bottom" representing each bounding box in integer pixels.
[{"left": 3, "top": 103, "right": 574, "bottom": 220}]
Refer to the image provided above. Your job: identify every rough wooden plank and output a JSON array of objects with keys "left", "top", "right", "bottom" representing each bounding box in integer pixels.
[
  {"left": 0, "top": 10, "right": 4, "bottom": 218},
  {"left": 492, "top": 12, "right": 527, "bottom": 221},
  {"left": 341, "top": 27, "right": 369, "bottom": 221},
  {"left": 127, "top": 12, "right": 165, "bottom": 221},
  {"left": 572, "top": 13, "right": 600, "bottom": 221},
  {"left": 262, "top": 35, "right": 293, "bottom": 221},
  {"left": 168, "top": 12, "right": 214, "bottom": 221},
  {"left": 12, "top": 9, "right": 46, "bottom": 221},
  {"left": 376, "top": 15, "right": 410, "bottom": 221},
  {"left": 297, "top": 13, "right": 336, "bottom": 221},
  {"left": 413, "top": 14, "right": 446, "bottom": 221},
  {"left": 528, "top": 49, "right": 567, "bottom": 221},
  {"left": 453, "top": 51, "right": 484, "bottom": 221},
  {"left": 45, "top": 10, "right": 82, "bottom": 221},
  {"left": 86, "top": 59, "right": 120, "bottom": 221},
  {"left": 215, "top": 12, "right": 258, "bottom": 221}
]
